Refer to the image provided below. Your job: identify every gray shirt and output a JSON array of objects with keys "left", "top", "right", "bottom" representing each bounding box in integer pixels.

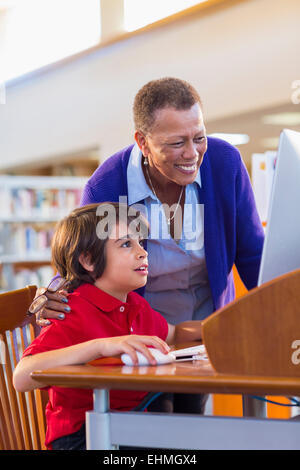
[{"left": 127, "top": 144, "right": 213, "bottom": 324}]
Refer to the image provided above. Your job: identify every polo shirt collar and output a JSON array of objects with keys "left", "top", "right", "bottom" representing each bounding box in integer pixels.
[
  {"left": 127, "top": 143, "right": 202, "bottom": 206},
  {"left": 76, "top": 283, "right": 126, "bottom": 313}
]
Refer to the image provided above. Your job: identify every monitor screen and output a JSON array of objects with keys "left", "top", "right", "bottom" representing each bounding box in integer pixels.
[{"left": 258, "top": 129, "right": 300, "bottom": 286}]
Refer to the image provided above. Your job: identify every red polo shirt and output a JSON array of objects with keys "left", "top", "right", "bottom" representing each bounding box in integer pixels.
[{"left": 22, "top": 283, "right": 168, "bottom": 448}]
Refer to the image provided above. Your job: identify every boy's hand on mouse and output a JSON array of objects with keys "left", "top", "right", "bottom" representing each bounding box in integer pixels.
[
  {"left": 34, "top": 287, "right": 70, "bottom": 327},
  {"left": 98, "top": 335, "right": 170, "bottom": 366}
]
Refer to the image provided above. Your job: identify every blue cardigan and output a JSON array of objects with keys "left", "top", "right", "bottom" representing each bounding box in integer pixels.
[{"left": 81, "top": 137, "right": 264, "bottom": 312}]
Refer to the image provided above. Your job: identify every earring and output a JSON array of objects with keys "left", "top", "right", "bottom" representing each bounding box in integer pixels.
[{"left": 143, "top": 156, "right": 149, "bottom": 166}]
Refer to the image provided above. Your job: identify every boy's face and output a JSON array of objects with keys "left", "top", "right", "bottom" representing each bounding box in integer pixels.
[{"left": 94, "top": 221, "right": 148, "bottom": 301}]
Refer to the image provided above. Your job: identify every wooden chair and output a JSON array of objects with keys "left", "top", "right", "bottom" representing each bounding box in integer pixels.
[{"left": 0, "top": 285, "right": 47, "bottom": 450}]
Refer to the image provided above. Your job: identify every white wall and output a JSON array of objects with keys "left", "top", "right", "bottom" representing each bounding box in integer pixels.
[
  {"left": 0, "top": 0, "right": 300, "bottom": 169},
  {"left": 0, "top": 9, "right": 9, "bottom": 66}
]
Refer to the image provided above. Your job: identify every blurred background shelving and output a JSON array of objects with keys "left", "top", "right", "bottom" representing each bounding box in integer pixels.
[{"left": 0, "top": 174, "right": 88, "bottom": 291}]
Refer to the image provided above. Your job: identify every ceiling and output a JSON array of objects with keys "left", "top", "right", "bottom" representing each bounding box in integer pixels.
[
  {"left": 2, "top": 101, "right": 300, "bottom": 176},
  {"left": 206, "top": 102, "right": 300, "bottom": 172}
]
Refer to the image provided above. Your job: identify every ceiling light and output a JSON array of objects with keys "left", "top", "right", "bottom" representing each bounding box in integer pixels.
[
  {"left": 209, "top": 133, "right": 250, "bottom": 146},
  {"left": 262, "top": 113, "right": 300, "bottom": 126}
]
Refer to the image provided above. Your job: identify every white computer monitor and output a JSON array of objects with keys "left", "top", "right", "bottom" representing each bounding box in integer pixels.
[{"left": 258, "top": 129, "right": 300, "bottom": 286}]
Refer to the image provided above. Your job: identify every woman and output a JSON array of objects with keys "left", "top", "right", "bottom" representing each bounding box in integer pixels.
[{"left": 35, "top": 77, "right": 264, "bottom": 413}]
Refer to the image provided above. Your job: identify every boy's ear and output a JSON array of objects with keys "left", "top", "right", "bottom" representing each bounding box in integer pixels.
[{"left": 78, "top": 253, "right": 94, "bottom": 272}]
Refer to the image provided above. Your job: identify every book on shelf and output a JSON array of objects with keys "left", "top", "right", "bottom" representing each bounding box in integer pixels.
[
  {"left": 0, "top": 265, "right": 54, "bottom": 291},
  {"left": 0, "top": 223, "right": 54, "bottom": 259},
  {"left": 1, "top": 187, "right": 83, "bottom": 219},
  {"left": 0, "top": 175, "right": 88, "bottom": 291}
]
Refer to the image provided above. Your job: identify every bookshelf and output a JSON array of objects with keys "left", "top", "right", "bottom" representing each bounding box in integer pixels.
[{"left": 0, "top": 175, "right": 87, "bottom": 292}]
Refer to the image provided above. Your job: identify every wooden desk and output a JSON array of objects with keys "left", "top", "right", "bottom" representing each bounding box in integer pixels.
[{"left": 32, "top": 354, "right": 300, "bottom": 450}]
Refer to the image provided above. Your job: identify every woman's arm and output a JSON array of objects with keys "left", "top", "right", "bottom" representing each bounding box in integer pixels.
[
  {"left": 166, "top": 321, "right": 203, "bottom": 345},
  {"left": 13, "top": 335, "right": 170, "bottom": 393}
]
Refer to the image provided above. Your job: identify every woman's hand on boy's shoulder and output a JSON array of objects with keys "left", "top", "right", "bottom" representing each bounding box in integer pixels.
[
  {"left": 97, "top": 335, "right": 170, "bottom": 366},
  {"left": 34, "top": 287, "right": 70, "bottom": 327}
]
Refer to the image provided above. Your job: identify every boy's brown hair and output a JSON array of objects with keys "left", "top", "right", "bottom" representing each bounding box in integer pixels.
[{"left": 51, "top": 202, "right": 148, "bottom": 291}]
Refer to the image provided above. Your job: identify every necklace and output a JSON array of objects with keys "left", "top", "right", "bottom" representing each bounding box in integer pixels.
[{"left": 144, "top": 162, "right": 184, "bottom": 228}]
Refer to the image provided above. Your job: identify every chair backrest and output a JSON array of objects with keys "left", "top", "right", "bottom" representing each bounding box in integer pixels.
[
  {"left": 202, "top": 268, "right": 300, "bottom": 377},
  {"left": 0, "top": 285, "right": 47, "bottom": 450}
]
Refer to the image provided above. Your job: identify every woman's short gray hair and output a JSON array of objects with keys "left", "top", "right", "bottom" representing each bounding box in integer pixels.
[{"left": 133, "top": 77, "right": 202, "bottom": 134}]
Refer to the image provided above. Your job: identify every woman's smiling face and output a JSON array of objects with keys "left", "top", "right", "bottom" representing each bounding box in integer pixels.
[{"left": 135, "top": 103, "right": 207, "bottom": 187}]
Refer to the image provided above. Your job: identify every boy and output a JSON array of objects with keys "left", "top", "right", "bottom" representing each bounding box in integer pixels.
[{"left": 13, "top": 203, "right": 203, "bottom": 449}]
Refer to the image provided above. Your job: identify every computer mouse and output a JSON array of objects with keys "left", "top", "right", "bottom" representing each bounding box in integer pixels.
[{"left": 121, "top": 348, "right": 176, "bottom": 366}]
